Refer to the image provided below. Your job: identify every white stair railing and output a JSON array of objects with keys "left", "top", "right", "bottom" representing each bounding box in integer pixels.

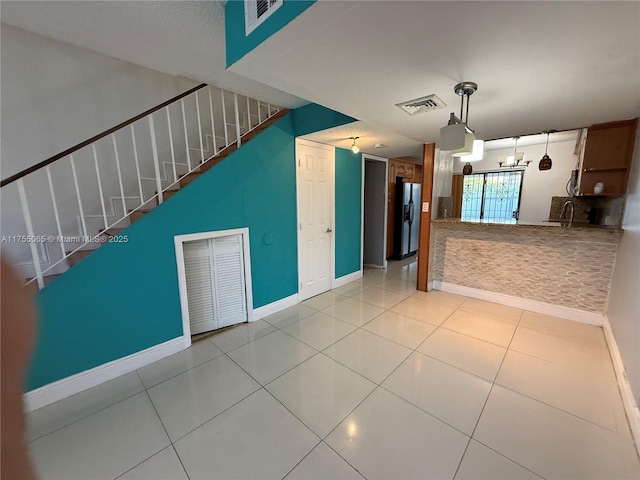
[{"left": 0, "top": 84, "right": 282, "bottom": 290}]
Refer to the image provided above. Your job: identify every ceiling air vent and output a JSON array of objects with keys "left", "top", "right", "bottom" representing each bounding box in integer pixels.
[
  {"left": 245, "top": 0, "right": 283, "bottom": 35},
  {"left": 396, "top": 94, "right": 446, "bottom": 116}
]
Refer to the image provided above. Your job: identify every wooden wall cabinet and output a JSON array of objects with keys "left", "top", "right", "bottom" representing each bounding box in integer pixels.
[
  {"left": 578, "top": 118, "right": 638, "bottom": 196},
  {"left": 386, "top": 158, "right": 422, "bottom": 259}
]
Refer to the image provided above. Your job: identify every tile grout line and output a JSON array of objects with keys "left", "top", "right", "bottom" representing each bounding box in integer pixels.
[
  {"left": 450, "top": 309, "right": 547, "bottom": 480},
  {"left": 26, "top": 376, "right": 146, "bottom": 444}
]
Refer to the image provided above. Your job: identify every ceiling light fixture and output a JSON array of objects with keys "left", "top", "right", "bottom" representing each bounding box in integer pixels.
[
  {"left": 498, "top": 136, "right": 531, "bottom": 168},
  {"left": 350, "top": 137, "right": 360, "bottom": 154},
  {"left": 539, "top": 131, "right": 553, "bottom": 171},
  {"left": 440, "top": 82, "right": 478, "bottom": 156}
]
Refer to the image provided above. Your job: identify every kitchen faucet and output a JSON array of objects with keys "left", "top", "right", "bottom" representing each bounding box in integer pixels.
[{"left": 560, "top": 200, "right": 575, "bottom": 228}]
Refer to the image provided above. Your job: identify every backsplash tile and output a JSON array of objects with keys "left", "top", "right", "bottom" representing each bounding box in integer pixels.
[{"left": 549, "top": 196, "right": 625, "bottom": 226}]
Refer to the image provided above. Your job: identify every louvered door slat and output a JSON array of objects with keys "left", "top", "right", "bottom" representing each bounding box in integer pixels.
[
  {"left": 212, "top": 236, "right": 247, "bottom": 329},
  {"left": 183, "top": 240, "right": 217, "bottom": 334},
  {"left": 182, "top": 234, "right": 248, "bottom": 335}
]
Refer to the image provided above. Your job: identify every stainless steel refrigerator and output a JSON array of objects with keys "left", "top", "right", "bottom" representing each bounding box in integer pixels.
[{"left": 394, "top": 178, "right": 421, "bottom": 259}]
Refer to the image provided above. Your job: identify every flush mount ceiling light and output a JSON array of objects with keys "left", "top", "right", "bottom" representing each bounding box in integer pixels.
[
  {"left": 498, "top": 136, "right": 531, "bottom": 168},
  {"left": 539, "top": 130, "right": 554, "bottom": 171},
  {"left": 350, "top": 137, "right": 360, "bottom": 154},
  {"left": 440, "top": 82, "right": 478, "bottom": 156}
]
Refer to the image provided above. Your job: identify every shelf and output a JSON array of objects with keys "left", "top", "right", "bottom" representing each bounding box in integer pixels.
[{"left": 582, "top": 167, "right": 627, "bottom": 172}]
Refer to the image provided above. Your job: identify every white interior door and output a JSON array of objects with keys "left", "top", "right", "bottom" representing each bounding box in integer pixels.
[
  {"left": 296, "top": 140, "right": 334, "bottom": 301},
  {"left": 212, "top": 235, "right": 248, "bottom": 329}
]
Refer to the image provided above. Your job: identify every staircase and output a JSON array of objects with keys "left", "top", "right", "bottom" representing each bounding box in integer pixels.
[
  {"left": 0, "top": 83, "right": 287, "bottom": 294},
  {"left": 95, "top": 108, "right": 288, "bottom": 246}
]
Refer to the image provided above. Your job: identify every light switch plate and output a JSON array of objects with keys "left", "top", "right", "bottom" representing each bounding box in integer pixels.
[{"left": 422, "top": 202, "right": 429, "bottom": 213}]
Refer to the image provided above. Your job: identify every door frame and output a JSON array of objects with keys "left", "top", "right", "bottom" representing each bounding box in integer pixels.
[
  {"left": 361, "top": 153, "right": 389, "bottom": 269},
  {"left": 174, "top": 227, "right": 254, "bottom": 348},
  {"left": 295, "top": 138, "right": 336, "bottom": 300}
]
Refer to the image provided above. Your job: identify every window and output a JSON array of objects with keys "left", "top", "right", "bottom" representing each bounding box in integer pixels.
[
  {"left": 245, "top": 0, "right": 283, "bottom": 35},
  {"left": 461, "top": 171, "right": 524, "bottom": 224}
]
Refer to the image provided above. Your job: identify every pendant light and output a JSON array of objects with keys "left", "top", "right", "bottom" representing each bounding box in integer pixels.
[
  {"left": 539, "top": 131, "right": 553, "bottom": 171},
  {"left": 350, "top": 137, "right": 360, "bottom": 154},
  {"left": 440, "top": 82, "right": 478, "bottom": 155}
]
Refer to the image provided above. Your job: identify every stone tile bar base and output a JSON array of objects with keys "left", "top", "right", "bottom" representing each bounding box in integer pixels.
[{"left": 430, "top": 221, "right": 622, "bottom": 314}]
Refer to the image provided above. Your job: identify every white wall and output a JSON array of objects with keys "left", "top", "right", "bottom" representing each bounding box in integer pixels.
[
  {"left": 1, "top": 24, "right": 197, "bottom": 177},
  {"left": 607, "top": 122, "right": 640, "bottom": 404},
  {"left": 452, "top": 139, "right": 579, "bottom": 223},
  {"left": 0, "top": 26, "right": 265, "bottom": 276}
]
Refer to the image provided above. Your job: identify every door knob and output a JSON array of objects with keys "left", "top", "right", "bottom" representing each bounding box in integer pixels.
[{"left": 326, "top": 228, "right": 333, "bottom": 233}]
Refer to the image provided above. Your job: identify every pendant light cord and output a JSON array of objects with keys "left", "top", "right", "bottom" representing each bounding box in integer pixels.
[{"left": 544, "top": 131, "right": 550, "bottom": 154}]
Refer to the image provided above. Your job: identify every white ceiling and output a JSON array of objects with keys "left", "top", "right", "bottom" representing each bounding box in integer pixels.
[
  {"left": 232, "top": 0, "right": 640, "bottom": 159},
  {"left": 2, "top": 1, "right": 639, "bottom": 161},
  {"left": 0, "top": 0, "right": 306, "bottom": 109}
]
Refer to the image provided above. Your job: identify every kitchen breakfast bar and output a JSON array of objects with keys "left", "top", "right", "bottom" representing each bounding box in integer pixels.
[{"left": 429, "top": 219, "right": 623, "bottom": 314}]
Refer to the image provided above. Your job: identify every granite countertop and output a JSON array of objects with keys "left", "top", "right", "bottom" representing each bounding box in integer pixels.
[{"left": 431, "top": 218, "right": 623, "bottom": 232}]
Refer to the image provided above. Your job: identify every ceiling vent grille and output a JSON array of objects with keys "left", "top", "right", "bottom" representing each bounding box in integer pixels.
[
  {"left": 396, "top": 94, "right": 446, "bottom": 115},
  {"left": 245, "top": 0, "right": 283, "bottom": 35}
]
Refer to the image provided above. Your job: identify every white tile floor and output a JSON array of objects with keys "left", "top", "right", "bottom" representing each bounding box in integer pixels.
[{"left": 26, "top": 258, "right": 640, "bottom": 480}]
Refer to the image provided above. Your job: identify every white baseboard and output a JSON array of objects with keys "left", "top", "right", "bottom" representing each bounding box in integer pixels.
[
  {"left": 333, "top": 270, "right": 363, "bottom": 288},
  {"left": 602, "top": 317, "right": 640, "bottom": 457},
  {"left": 252, "top": 273, "right": 363, "bottom": 321},
  {"left": 252, "top": 293, "right": 300, "bottom": 320},
  {"left": 23, "top": 337, "right": 185, "bottom": 412},
  {"left": 434, "top": 281, "right": 605, "bottom": 326}
]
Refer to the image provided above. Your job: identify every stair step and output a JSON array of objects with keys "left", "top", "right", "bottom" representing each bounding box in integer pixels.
[
  {"left": 155, "top": 189, "right": 179, "bottom": 205},
  {"left": 179, "top": 172, "right": 201, "bottom": 188},
  {"left": 25, "top": 274, "right": 62, "bottom": 295},
  {"left": 99, "top": 228, "right": 126, "bottom": 241},
  {"left": 129, "top": 209, "right": 152, "bottom": 223},
  {"left": 67, "top": 249, "right": 95, "bottom": 266}
]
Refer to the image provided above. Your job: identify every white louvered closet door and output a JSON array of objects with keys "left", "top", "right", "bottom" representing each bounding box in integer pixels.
[
  {"left": 184, "top": 239, "right": 217, "bottom": 335},
  {"left": 211, "top": 235, "right": 247, "bottom": 329},
  {"left": 183, "top": 235, "right": 247, "bottom": 335}
]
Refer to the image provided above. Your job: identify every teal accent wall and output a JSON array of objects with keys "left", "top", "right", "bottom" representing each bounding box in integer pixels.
[
  {"left": 226, "top": 0, "right": 316, "bottom": 67},
  {"left": 28, "top": 115, "right": 298, "bottom": 390},
  {"left": 292, "top": 103, "right": 357, "bottom": 137},
  {"left": 335, "top": 147, "right": 362, "bottom": 278},
  {"left": 27, "top": 103, "right": 359, "bottom": 391}
]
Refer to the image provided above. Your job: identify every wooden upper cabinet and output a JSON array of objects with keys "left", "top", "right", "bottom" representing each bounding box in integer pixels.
[{"left": 578, "top": 118, "right": 638, "bottom": 196}]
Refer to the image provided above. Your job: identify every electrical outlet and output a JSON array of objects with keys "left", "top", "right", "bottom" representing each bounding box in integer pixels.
[{"left": 422, "top": 202, "right": 429, "bottom": 213}]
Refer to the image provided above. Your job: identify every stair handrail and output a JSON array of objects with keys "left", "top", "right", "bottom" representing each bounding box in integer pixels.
[
  {"left": 3, "top": 81, "right": 282, "bottom": 290},
  {"left": 0, "top": 83, "right": 208, "bottom": 188}
]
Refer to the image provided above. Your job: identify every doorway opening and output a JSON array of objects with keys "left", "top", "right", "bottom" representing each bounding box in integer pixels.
[{"left": 362, "top": 154, "right": 389, "bottom": 269}]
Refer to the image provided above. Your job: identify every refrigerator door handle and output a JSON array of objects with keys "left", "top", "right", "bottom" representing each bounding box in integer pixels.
[{"left": 408, "top": 199, "right": 414, "bottom": 224}]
